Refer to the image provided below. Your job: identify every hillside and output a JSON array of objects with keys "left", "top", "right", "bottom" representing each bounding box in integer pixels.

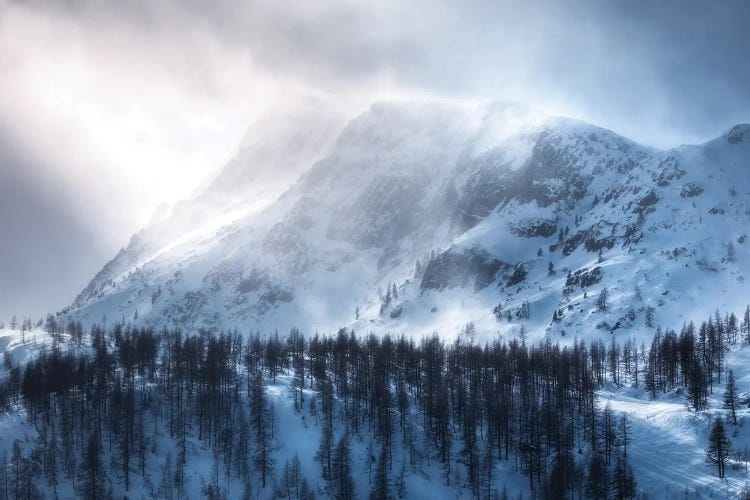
[
  {"left": 3, "top": 306, "right": 750, "bottom": 499},
  {"left": 63, "top": 101, "right": 750, "bottom": 351},
  {"left": 4, "top": 101, "right": 740, "bottom": 498}
]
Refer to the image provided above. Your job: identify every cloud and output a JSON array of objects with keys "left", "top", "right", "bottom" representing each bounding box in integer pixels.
[
  {"left": 82, "top": 0, "right": 750, "bottom": 146},
  {"left": 0, "top": 1, "right": 272, "bottom": 220},
  {"left": 2, "top": 0, "right": 750, "bottom": 318},
  {"left": 0, "top": 124, "right": 107, "bottom": 322}
]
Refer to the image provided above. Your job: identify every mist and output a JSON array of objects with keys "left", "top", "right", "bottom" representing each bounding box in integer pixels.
[{"left": 2, "top": 0, "right": 750, "bottom": 319}]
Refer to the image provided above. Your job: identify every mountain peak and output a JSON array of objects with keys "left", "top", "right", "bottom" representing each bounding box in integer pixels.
[
  {"left": 725, "top": 123, "right": 750, "bottom": 144},
  {"left": 66, "top": 101, "right": 750, "bottom": 345}
]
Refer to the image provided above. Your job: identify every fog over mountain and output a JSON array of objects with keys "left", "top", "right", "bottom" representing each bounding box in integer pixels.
[
  {"left": 4, "top": 3, "right": 750, "bottom": 499},
  {"left": 64, "top": 98, "right": 750, "bottom": 344},
  {"left": 3, "top": 0, "right": 750, "bottom": 319}
]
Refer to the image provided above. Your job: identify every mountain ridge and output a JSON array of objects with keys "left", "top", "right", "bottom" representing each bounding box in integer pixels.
[{"left": 63, "top": 100, "right": 750, "bottom": 345}]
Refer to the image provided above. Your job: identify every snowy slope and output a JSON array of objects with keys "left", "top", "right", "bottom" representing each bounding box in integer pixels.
[
  {"left": 597, "top": 341, "right": 750, "bottom": 499},
  {"left": 0, "top": 327, "right": 533, "bottom": 499},
  {"left": 0, "top": 328, "right": 71, "bottom": 371},
  {"left": 3, "top": 323, "right": 750, "bottom": 498},
  {"left": 69, "top": 98, "right": 348, "bottom": 318},
  {"left": 63, "top": 102, "right": 750, "bottom": 354},
  {"left": 9, "top": 108, "right": 750, "bottom": 498},
  {"left": 14, "top": 102, "right": 750, "bottom": 498}
]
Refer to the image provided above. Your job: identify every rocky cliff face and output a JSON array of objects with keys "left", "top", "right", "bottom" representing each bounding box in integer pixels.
[{"left": 64, "top": 101, "right": 750, "bottom": 343}]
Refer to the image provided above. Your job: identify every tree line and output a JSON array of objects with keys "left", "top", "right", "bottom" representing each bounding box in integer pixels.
[
  {"left": 0, "top": 318, "right": 647, "bottom": 499},
  {"left": 4, "top": 303, "right": 750, "bottom": 496}
]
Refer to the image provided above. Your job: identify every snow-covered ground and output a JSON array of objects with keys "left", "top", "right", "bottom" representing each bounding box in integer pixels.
[
  {"left": 61, "top": 101, "right": 750, "bottom": 360},
  {"left": 597, "top": 344, "right": 750, "bottom": 499},
  {"left": 0, "top": 328, "right": 73, "bottom": 373},
  {"left": 11, "top": 100, "right": 750, "bottom": 497},
  {"left": 0, "top": 327, "right": 536, "bottom": 498},
  {"left": 1, "top": 325, "right": 750, "bottom": 498}
]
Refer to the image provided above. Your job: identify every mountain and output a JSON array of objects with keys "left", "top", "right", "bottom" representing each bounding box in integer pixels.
[
  {"left": 63, "top": 101, "right": 750, "bottom": 346},
  {"left": 11, "top": 103, "right": 750, "bottom": 498}
]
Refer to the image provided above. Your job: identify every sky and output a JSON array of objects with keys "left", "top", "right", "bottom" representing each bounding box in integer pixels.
[{"left": 2, "top": 0, "right": 750, "bottom": 321}]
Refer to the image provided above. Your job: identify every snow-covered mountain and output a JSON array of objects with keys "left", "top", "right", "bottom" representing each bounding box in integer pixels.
[
  {"left": 8, "top": 102, "right": 750, "bottom": 499},
  {"left": 64, "top": 100, "right": 750, "bottom": 346}
]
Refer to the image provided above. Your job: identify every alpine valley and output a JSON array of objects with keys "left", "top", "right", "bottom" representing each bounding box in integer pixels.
[{"left": 3, "top": 100, "right": 750, "bottom": 499}]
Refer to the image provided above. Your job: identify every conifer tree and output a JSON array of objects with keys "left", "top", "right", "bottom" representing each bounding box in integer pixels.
[
  {"left": 611, "top": 452, "right": 636, "bottom": 499},
  {"left": 250, "top": 370, "right": 275, "bottom": 489},
  {"left": 548, "top": 451, "right": 574, "bottom": 499},
  {"left": 331, "top": 434, "right": 355, "bottom": 500},
  {"left": 45, "top": 426, "right": 61, "bottom": 499},
  {"left": 0, "top": 450, "right": 7, "bottom": 500},
  {"left": 645, "top": 306, "right": 655, "bottom": 328},
  {"left": 316, "top": 380, "right": 334, "bottom": 480},
  {"left": 596, "top": 288, "right": 609, "bottom": 312},
  {"left": 724, "top": 369, "right": 738, "bottom": 425},
  {"left": 369, "top": 444, "right": 390, "bottom": 500},
  {"left": 706, "top": 417, "right": 731, "bottom": 478},
  {"left": 78, "top": 433, "right": 107, "bottom": 500},
  {"left": 618, "top": 414, "right": 631, "bottom": 457},
  {"left": 585, "top": 452, "right": 608, "bottom": 500}
]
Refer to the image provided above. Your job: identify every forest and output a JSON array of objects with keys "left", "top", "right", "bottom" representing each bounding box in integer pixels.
[{"left": 0, "top": 306, "right": 748, "bottom": 499}]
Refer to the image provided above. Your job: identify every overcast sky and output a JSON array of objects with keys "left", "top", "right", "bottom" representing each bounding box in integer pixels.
[{"left": 2, "top": 0, "right": 750, "bottom": 321}]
